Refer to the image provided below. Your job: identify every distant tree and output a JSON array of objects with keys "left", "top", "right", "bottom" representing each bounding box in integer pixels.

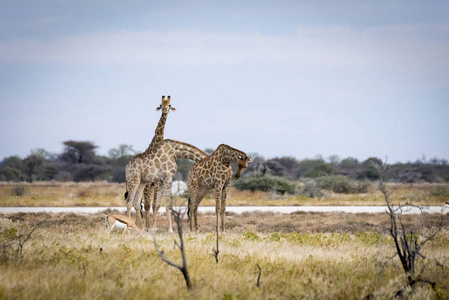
[
  {"left": 29, "top": 148, "right": 55, "bottom": 160},
  {"left": 23, "top": 154, "right": 44, "bottom": 182},
  {"left": 108, "top": 144, "right": 135, "bottom": 182},
  {"left": 59, "top": 141, "right": 110, "bottom": 182},
  {"left": 0, "top": 167, "right": 25, "bottom": 181},
  {"left": 59, "top": 140, "right": 97, "bottom": 165},
  {"left": 266, "top": 157, "right": 300, "bottom": 179},
  {"left": 338, "top": 157, "right": 359, "bottom": 177},
  {"left": 1, "top": 156, "right": 24, "bottom": 170},
  {"left": 327, "top": 155, "right": 340, "bottom": 165},
  {"left": 108, "top": 144, "right": 136, "bottom": 161},
  {"left": 429, "top": 157, "right": 448, "bottom": 165},
  {"left": 0, "top": 156, "right": 25, "bottom": 181},
  {"left": 356, "top": 157, "right": 382, "bottom": 180},
  {"left": 233, "top": 175, "right": 296, "bottom": 194},
  {"left": 265, "top": 159, "right": 286, "bottom": 177},
  {"left": 241, "top": 153, "right": 266, "bottom": 177},
  {"left": 297, "top": 158, "right": 335, "bottom": 178}
]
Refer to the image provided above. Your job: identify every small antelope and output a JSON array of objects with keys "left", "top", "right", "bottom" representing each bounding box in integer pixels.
[
  {"left": 105, "top": 214, "right": 144, "bottom": 235},
  {"left": 441, "top": 201, "right": 449, "bottom": 213}
]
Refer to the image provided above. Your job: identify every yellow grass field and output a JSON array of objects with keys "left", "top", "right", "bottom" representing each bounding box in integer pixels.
[
  {"left": 1, "top": 181, "right": 448, "bottom": 299},
  {"left": 0, "top": 211, "right": 448, "bottom": 299},
  {"left": 1, "top": 181, "right": 448, "bottom": 207}
]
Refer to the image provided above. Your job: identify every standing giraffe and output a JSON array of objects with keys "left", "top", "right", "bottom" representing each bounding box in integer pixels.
[
  {"left": 187, "top": 144, "right": 254, "bottom": 232},
  {"left": 140, "top": 95, "right": 175, "bottom": 229},
  {"left": 125, "top": 139, "right": 207, "bottom": 232}
]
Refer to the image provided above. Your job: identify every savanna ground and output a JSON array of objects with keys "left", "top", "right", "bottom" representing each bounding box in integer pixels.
[
  {"left": 1, "top": 181, "right": 448, "bottom": 207},
  {"left": 1, "top": 182, "right": 449, "bottom": 299}
]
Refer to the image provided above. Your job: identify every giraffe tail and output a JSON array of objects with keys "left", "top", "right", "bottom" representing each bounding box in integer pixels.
[
  {"left": 124, "top": 181, "right": 129, "bottom": 203},
  {"left": 187, "top": 197, "right": 191, "bottom": 220}
]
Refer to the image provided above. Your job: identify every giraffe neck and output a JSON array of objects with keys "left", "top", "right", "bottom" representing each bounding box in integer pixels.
[
  {"left": 216, "top": 144, "right": 246, "bottom": 164},
  {"left": 145, "top": 112, "right": 168, "bottom": 152},
  {"left": 164, "top": 139, "right": 208, "bottom": 161}
]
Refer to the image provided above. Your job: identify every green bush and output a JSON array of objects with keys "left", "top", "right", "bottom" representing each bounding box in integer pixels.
[
  {"left": 11, "top": 185, "right": 26, "bottom": 196},
  {"left": 315, "top": 175, "right": 370, "bottom": 194},
  {"left": 233, "top": 175, "right": 296, "bottom": 195},
  {"left": 299, "top": 179, "right": 324, "bottom": 198}
]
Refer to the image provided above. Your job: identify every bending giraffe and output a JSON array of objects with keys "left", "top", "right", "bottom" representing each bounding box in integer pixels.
[
  {"left": 187, "top": 144, "right": 254, "bottom": 232},
  {"left": 125, "top": 139, "right": 207, "bottom": 232},
  {"left": 141, "top": 95, "right": 175, "bottom": 229}
]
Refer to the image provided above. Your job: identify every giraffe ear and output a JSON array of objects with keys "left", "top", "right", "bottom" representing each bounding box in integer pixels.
[
  {"left": 237, "top": 155, "right": 243, "bottom": 160},
  {"left": 249, "top": 157, "right": 255, "bottom": 163},
  {"left": 156, "top": 105, "right": 162, "bottom": 111},
  {"left": 170, "top": 107, "right": 176, "bottom": 112}
]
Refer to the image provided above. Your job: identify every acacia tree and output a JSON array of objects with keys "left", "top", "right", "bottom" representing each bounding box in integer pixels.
[
  {"left": 59, "top": 141, "right": 110, "bottom": 181},
  {"left": 23, "top": 154, "right": 44, "bottom": 182}
]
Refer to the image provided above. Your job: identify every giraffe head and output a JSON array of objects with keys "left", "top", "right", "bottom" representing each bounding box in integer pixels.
[
  {"left": 156, "top": 95, "right": 176, "bottom": 114},
  {"left": 235, "top": 155, "right": 255, "bottom": 180}
]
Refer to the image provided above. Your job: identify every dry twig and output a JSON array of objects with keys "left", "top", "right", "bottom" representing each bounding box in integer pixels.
[{"left": 151, "top": 207, "right": 192, "bottom": 290}]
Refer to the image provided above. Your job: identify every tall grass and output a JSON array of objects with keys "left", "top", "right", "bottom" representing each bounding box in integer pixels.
[{"left": 1, "top": 212, "right": 448, "bottom": 299}]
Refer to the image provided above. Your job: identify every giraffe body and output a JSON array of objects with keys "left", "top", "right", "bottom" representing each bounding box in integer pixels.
[
  {"left": 134, "top": 96, "right": 175, "bottom": 230},
  {"left": 187, "top": 144, "right": 254, "bottom": 232},
  {"left": 125, "top": 139, "right": 207, "bottom": 232}
]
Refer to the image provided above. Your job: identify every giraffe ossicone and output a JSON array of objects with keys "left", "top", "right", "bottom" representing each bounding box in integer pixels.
[{"left": 126, "top": 95, "right": 176, "bottom": 231}]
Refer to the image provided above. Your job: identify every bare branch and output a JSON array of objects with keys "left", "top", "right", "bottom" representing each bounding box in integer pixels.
[
  {"left": 372, "top": 158, "right": 445, "bottom": 295},
  {"left": 256, "top": 264, "right": 262, "bottom": 288},
  {"left": 150, "top": 206, "right": 192, "bottom": 290},
  {"left": 212, "top": 226, "right": 220, "bottom": 264}
]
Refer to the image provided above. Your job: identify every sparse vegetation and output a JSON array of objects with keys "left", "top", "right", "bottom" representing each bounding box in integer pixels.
[
  {"left": 10, "top": 185, "right": 26, "bottom": 196},
  {"left": 315, "top": 175, "right": 370, "bottom": 194},
  {"left": 0, "top": 211, "right": 447, "bottom": 299},
  {"left": 372, "top": 160, "right": 447, "bottom": 297},
  {"left": 2, "top": 143, "right": 448, "bottom": 184},
  {"left": 233, "top": 175, "right": 296, "bottom": 195},
  {"left": 0, "top": 181, "right": 447, "bottom": 207}
]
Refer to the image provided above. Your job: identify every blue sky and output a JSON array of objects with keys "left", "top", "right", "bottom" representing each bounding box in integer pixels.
[{"left": 1, "top": 1, "right": 448, "bottom": 163}]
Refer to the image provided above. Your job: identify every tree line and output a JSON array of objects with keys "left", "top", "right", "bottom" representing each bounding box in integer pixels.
[{"left": 1, "top": 140, "right": 448, "bottom": 184}]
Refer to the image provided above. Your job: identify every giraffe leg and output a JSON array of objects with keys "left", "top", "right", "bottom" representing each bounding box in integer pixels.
[
  {"left": 160, "top": 179, "right": 174, "bottom": 233},
  {"left": 188, "top": 177, "right": 199, "bottom": 231},
  {"left": 126, "top": 185, "right": 138, "bottom": 218},
  {"left": 151, "top": 183, "right": 163, "bottom": 230},
  {"left": 220, "top": 183, "right": 231, "bottom": 233},
  {"left": 194, "top": 187, "right": 209, "bottom": 232},
  {"left": 132, "top": 184, "right": 146, "bottom": 229},
  {"left": 143, "top": 184, "right": 154, "bottom": 231},
  {"left": 214, "top": 183, "right": 224, "bottom": 233},
  {"left": 125, "top": 173, "right": 140, "bottom": 218},
  {"left": 151, "top": 183, "right": 161, "bottom": 229}
]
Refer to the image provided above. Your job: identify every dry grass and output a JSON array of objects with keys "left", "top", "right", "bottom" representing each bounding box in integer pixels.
[
  {"left": 1, "top": 211, "right": 448, "bottom": 299},
  {"left": 1, "top": 181, "right": 447, "bottom": 207},
  {"left": 0, "top": 181, "right": 125, "bottom": 207}
]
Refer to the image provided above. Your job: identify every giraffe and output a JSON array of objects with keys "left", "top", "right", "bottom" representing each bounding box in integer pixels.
[
  {"left": 125, "top": 139, "right": 207, "bottom": 232},
  {"left": 140, "top": 95, "right": 175, "bottom": 229},
  {"left": 187, "top": 144, "right": 254, "bottom": 232}
]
